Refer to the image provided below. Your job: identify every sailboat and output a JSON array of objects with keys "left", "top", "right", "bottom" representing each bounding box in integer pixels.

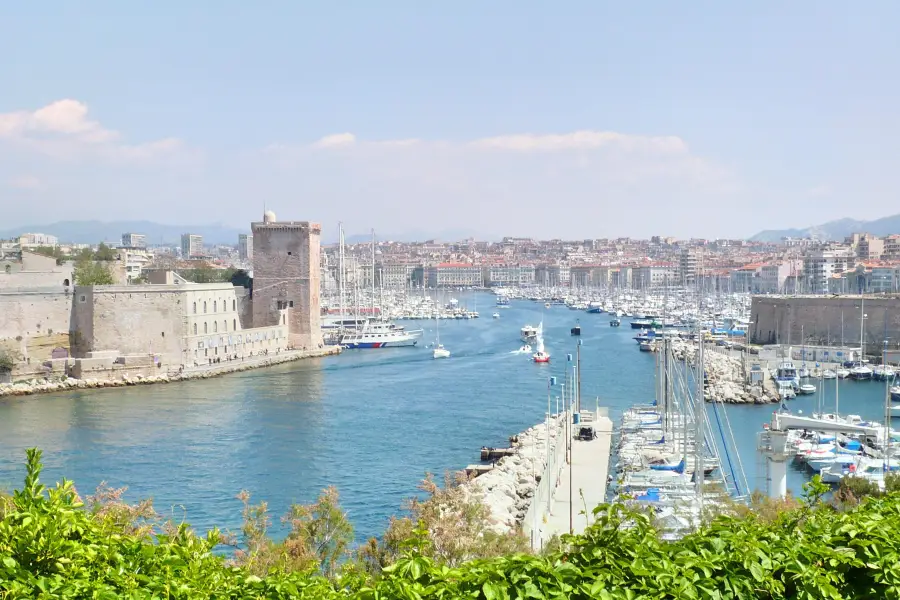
[
  {"left": 532, "top": 321, "right": 550, "bottom": 363},
  {"left": 433, "top": 305, "right": 450, "bottom": 359}
]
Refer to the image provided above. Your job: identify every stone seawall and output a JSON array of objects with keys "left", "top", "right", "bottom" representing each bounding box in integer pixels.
[
  {"left": 465, "top": 414, "right": 564, "bottom": 533},
  {"left": 669, "top": 338, "right": 777, "bottom": 404},
  {"left": 0, "top": 346, "right": 341, "bottom": 398}
]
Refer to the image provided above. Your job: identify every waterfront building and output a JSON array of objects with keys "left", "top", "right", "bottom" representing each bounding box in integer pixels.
[
  {"left": 70, "top": 281, "right": 288, "bottom": 369},
  {"left": 633, "top": 264, "right": 676, "bottom": 289},
  {"left": 425, "top": 263, "right": 484, "bottom": 287},
  {"left": 180, "top": 233, "right": 204, "bottom": 259},
  {"left": 378, "top": 262, "right": 418, "bottom": 288},
  {"left": 121, "top": 233, "right": 147, "bottom": 249},
  {"left": 238, "top": 234, "right": 253, "bottom": 261},
  {"left": 251, "top": 211, "right": 323, "bottom": 349},
  {"left": 484, "top": 264, "right": 535, "bottom": 286}
]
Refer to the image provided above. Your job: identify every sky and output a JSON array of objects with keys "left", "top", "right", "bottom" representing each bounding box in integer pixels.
[{"left": 2, "top": 1, "right": 900, "bottom": 241}]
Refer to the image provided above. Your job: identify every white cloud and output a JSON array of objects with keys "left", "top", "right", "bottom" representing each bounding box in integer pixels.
[
  {"left": 469, "top": 130, "right": 689, "bottom": 153},
  {"left": 0, "top": 99, "right": 188, "bottom": 163},
  {"left": 5, "top": 175, "right": 44, "bottom": 190},
  {"left": 312, "top": 132, "right": 357, "bottom": 148}
]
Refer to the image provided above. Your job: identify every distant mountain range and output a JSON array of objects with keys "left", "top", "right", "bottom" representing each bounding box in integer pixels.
[
  {"left": 751, "top": 213, "right": 900, "bottom": 242},
  {"left": 0, "top": 220, "right": 490, "bottom": 246}
]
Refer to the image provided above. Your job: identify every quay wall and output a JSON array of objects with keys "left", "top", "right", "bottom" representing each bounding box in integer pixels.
[
  {"left": 750, "top": 295, "right": 900, "bottom": 357},
  {"left": 0, "top": 290, "right": 72, "bottom": 342}
]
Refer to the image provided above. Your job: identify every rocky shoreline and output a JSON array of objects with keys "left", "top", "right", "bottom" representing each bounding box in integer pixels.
[
  {"left": 669, "top": 338, "right": 777, "bottom": 404},
  {"left": 0, "top": 347, "right": 341, "bottom": 399},
  {"left": 465, "top": 414, "right": 564, "bottom": 533}
]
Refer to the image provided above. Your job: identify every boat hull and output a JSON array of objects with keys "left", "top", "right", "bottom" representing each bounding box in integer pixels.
[{"left": 342, "top": 339, "right": 418, "bottom": 349}]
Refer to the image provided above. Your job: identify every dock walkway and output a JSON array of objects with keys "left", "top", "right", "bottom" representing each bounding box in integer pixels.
[{"left": 531, "top": 412, "right": 613, "bottom": 549}]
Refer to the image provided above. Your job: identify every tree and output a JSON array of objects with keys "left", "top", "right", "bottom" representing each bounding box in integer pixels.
[
  {"left": 74, "top": 260, "right": 115, "bottom": 286},
  {"left": 0, "top": 346, "right": 18, "bottom": 373},
  {"left": 93, "top": 243, "right": 117, "bottom": 262},
  {"left": 230, "top": 269, "right": 252, "bottom": 290}
]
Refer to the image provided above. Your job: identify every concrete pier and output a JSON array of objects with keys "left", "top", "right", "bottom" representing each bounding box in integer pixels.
[{"left": 528, "top": 410, "right": 613, "bottom": 549}]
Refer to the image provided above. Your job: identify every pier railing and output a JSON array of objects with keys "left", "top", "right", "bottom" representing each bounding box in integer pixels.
[{"left": 523, "top": 413, "right": 569, "bottom": 551}]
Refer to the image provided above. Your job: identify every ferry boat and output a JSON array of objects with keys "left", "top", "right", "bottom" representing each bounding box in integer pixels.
[
  {"left": 340, "top": 319, "right": 422, "bottom": 349},
  {"left": 496, "top": 295, "right": 510, "bottom": 308}
]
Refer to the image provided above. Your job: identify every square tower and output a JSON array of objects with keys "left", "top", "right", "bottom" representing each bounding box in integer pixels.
[{"left": 251, "top": 211, "right": 322, "bottom": 349}]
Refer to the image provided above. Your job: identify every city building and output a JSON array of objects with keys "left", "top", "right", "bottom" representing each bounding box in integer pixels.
[
  {"left": 251, "top": 211, "right": 322, "bottom": 349},
  {"left": 633, "top": 264, "right": 676, "bottom": 289},
  {"left": 425, "top": 263, "right": 484, "bottom": 287},
  {"left": 679, "top": 247, "right": 704, "bottom": 286},
  {"left": 180, "top": 234, "right": 204, "bottom": 259},
  {"left": 802, "top": 247, "right": 854, "bottom": 294},
  {"left": 485, "top": 264, "right": 535, "bottom": 286},
  {"left": 121, "top": 233, "right": 147, "bottom": 249},
  {"left": 18, "top": 233, "right": 59, "bottom": 247},
  {"left": 238, "top": 233, "right": 253, "bottom": 261}
]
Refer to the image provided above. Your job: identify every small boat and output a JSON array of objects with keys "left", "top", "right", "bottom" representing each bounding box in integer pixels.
[
  {"left": 891, "top": 385, "right": 900, "bottom": 402},
  {"left": 433, "top": 344, "right": 450, "bottom": 359},
  {"left": 799, "top": 383, "right": 816, "bottom": 395},
  {"left": 492, "top": 312, "right": 500, "bottom": 319},
  {"left": 639, "top": 341, "right": 655, "bottom": 352},
  {"left": 544, "top": 302, "right": 551, "bottom": 309},
  {"left": 521, "top": 325, "right": 539, "bottom": 343},
  {"left": 822, "top": 369, "right": 837, "bottom": 379},
  {"left": 874, "top": 365, "right": 896, "bottom": 380},
  {"left": 571, "top": 320, "right": 581, "bottom": 336},
  {"left": 850, "top": 364, "right": 873, "bottom": 380},
  {"left": 836, "top": 368, "right": 851, "bottom": 379},
  {"left": 798, "top": 366, "right": 811, "bottom": 378},
  {"left": 516, "top": 344, "right": 533, "bottom": 354},
  {"left": 610, "top": 318, "right": 621, "bottom": 327},
  {"left": 533, "top": 350, "right": 551, "bottom": 363}
]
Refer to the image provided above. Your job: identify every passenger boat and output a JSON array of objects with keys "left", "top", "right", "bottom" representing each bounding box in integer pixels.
[
  {"left": 610, "top": 318, "right": 621, "bottom": 327},
  {"left": 570, "top": 320, "right": 581, "bottom": 336},
  {"left": 340, "top": 319, "right": 422, "bottom": 349},
  {"left": 521, "top": 325, "right": 539, "bottom": 343}
]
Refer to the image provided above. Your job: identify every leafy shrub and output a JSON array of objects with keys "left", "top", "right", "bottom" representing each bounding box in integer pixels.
[{"left": 4, "top": 451, "right": 900, "bottom": 598}]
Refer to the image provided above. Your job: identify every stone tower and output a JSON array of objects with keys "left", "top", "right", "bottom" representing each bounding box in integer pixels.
[{"left": 251, "top": 211, "right": 322, "bottom": 349}]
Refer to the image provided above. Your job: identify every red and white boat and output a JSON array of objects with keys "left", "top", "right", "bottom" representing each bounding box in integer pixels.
[{"left": 532, "top": 322, "right": 550, "bottom": 363}]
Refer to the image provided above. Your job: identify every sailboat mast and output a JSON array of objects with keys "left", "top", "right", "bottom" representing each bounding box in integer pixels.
[
  {"left": 371, "top": 229, "right": 376, "bottom": 320},
  {"left": 338, "top": 222, "right": 345, "bottom": 331}
]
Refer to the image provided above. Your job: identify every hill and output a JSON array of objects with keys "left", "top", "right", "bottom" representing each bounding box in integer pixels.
[{"left": 751, "top": 214, "right": 900, "bottom": 242}]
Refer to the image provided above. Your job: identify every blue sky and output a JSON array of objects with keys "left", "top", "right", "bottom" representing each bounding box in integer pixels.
[{"left": 2, "top": 2, "right": 899, "bottom": 240}]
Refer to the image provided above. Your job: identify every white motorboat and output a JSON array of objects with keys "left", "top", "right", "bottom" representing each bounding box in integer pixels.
[
  {"left": 822, "top": 369, "right": 837, "bottom": 379},
  {"left": 891, "top": 386, "right": 900, "bottom": 402},
  {"left": 492, "top": 312, "right": 500, "bottom": 319},
  {"left": 521, "top": 325, "right": 539, "bottom": 343},
  {"left": 798, "top": 366, "right": 811, "bottom": 378},
  {"left": 340, "top": 319, "right": 422, "bottom": 349},
  {"left": 515, "top": 344, "right": 533, "bottom": 354},
  {"left": 836, "top": 368, "right": 851, "bottom": 379},
  {"left": 433, "top": 344, "right": 450, "bottom": 359},
  {"left": 799, "top": 383, "right": 816, "bottom": 395},
  {"left": 850, "top": 364, "right": 873, "bottom": 380}
]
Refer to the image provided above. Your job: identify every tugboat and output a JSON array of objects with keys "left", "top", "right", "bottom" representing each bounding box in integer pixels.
[{"left": 570, "top": 319, "right": 581, "bottom": 336}]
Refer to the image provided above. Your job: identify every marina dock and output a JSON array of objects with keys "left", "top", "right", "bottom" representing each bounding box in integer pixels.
[{"left": 525, "top": 409, "right": 613, "bottom": 550}]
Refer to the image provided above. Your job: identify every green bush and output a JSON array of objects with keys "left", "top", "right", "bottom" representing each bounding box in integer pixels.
[{"left": 3, "top": 450, "right": 900, "bottom": 598}]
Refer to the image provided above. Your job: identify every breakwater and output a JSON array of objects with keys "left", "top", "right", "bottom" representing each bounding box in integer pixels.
[
  {"left": 466, "top": 414, "right": 565, "bottom": 533},
  {"left": 0, "top": 346, "right": 340, "bottom": 398},
  {"left": 668, "top": 339, "right": 777, "bottom": 404}
]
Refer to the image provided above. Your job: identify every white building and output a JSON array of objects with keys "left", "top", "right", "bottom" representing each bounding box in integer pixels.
[
  {"left": 802, "top": 247, "right": 854, "bottom": 294},
  {"left": 180, "top": 233, "right": 204, "bottom": 258},
  {"left": 121, "top": 233, "right": 147, "bottom": 249},
  {"left": 238, "top": 234, "right": 253, "bottom": 261},
  {"left": 18, "top": 233, "right": 59, "bottom": 247}
]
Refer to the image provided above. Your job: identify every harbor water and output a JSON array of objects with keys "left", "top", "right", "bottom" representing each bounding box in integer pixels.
[{"left": 0, "top": 292, "right": 895, "bottom": 541}]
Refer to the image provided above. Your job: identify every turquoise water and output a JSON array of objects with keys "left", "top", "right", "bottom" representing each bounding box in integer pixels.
[{"left": 0, "top": 293, "right": 895, "bottom": 540}]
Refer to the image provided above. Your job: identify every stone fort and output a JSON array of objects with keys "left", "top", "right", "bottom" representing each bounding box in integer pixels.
[{"left": 0, "top": 212, "right": 322, "bottom": 380}]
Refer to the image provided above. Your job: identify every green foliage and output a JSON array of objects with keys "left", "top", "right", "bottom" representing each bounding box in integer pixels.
[
  {"left": 30, "top": 246, "right": 67, "bottom": 265},
  {"left": 93, "top": 243, "right": 117, "bottom": 262},
  {"left": 0, "top": 346, "right": 18, "bottom": 372},
  {"left": 73, "top": 260, "right": 114, "bottom": 286},
  {"left": 181, "top": 264, "right": 236, "bottom": 284},
  {"left": 5, "top": 451, "right": 900, "bottom": 598}
]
